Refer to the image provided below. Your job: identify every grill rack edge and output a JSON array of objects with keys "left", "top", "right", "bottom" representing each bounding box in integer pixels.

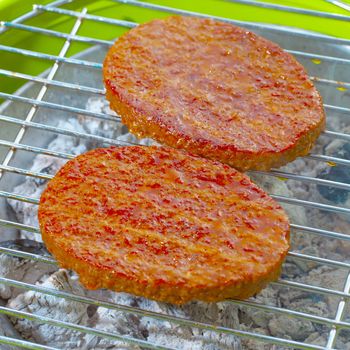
[{"left": 0, "top": 1, "right": 350, "bottom": 349}]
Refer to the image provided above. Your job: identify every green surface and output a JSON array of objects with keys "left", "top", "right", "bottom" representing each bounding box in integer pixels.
[{"left": 0, "top": 0, "right": 350, "bottom": 95}]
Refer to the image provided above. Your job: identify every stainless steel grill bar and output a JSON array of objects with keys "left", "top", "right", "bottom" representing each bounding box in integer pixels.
[
  {"left": 0, "top": 274, "right": 291, "bottom": 331},
  {"left": 323, "top": 130, "right": 350, "bottom": 142},
  {"left": 288, "top": 49, "right": 350, "bottom": 65},
  {"left": 325, "top": 0, "right": 350, "bottom": 12},
  {"left": 0, "top": 306, "right": 175, "bottom": 350},
  {"left": 251, "top": 169, "right": 350, "bottom": 191},
  {"left": 324, "top": 103, "right": 350, "bottom": 115},
  {"left": 271, "top": 195, "right": 350, "bottom": 215},
  {"left": 326, "top": 272, "right": 350, "bottom": 348},
  {"left": 273, "top": 279, "right": 350, "bottom": 299},
  {"left": 287, "top": 251, "right": 350, "bottom": 270},
  {"left": 0, "top": 336, "right": 59, "bottom": 350},
  {"left": 0, "top": 68, "right": 105, "bottom": 95},
  {"left": 0, "top": 92, "right": 120, "bottom": 122},
  {"left": 306, "top": 154, "right": 350, "bottom": 167},
  {"left": 0, "top": 0, "right": 70, "bottom": 35},
  {"left": 34, "top": 4, "right": 137, "bottom": 28},
  {"left": 0, "top": 22, "right": 113, "bottom": 46},
  {"left": 311, "top": 77, "right": 350, "bottom": 90},
  {"left": 0, "top": 114, "right": 135, "bottom": 146},
  {"left": 227, "top": 0, "right": 350, "bottom": 21},
  {"left": 0, "top": 299, "right": 327, "bottom": 350},
  {"left": 0, "top": 218, "right": 40, "bottom": 233},
  {"left": 0, "top": 190, "right": 39, "bottom": 204},
  {"left": 24, "top": 6, "right": 350, "bottom": 66},
  {"left": 229, "top": 299, "right": 348, "bottom": 329},
  {"left": 0, "top": 139, "right": 74, "bottom": 159},
  {"left": 0, "top": 44, "right": 102, "bottom": 68},
  {"left": 0, "top": 247, "right": 55, "bottom": 264},
  {"left": 0, "top": 164, "right": 53, "bottom": 180},
  {"left": 290, "top": 223, "right": 350, "bottom": 242},
  {"left": 112, "top": 0, "right": 350, "bottom": 46}
]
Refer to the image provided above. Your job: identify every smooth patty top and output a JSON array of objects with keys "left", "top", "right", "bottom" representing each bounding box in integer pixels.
[
  {"left": 104, "top": 16, "right": 325, "bottom": 170},
  {"left": 39, "top": 146, "right": 290, "bottom": 303}
]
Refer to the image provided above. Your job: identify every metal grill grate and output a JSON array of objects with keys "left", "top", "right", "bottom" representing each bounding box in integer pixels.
[{"left": 0, "top": 1, "right": 350, "bottom": 349}]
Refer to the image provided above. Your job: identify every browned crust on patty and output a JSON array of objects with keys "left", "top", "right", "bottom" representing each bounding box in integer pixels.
[
  {"left": 103, "top": 16, "right": 325, "bottom": 171},
  {"left": 39, "top": 146, "right": 290, "bottom": 304}
]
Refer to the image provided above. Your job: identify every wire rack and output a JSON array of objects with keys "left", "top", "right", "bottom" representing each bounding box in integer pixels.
[{"left": 0, "top": 0, "right": 350, "bottom": 349}]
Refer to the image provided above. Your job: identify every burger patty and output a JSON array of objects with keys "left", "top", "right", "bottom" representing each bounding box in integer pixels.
[
  {"left": 103, "top": 16, "right": 325, "bottom": 171},
  {"left": 39, "top": 146, "right": 290, "bottom": 304}
]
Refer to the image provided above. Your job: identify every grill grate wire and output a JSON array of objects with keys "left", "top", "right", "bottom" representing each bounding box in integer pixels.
[{"left": 0, "top": 1, "right": 350, "bottom": 349}]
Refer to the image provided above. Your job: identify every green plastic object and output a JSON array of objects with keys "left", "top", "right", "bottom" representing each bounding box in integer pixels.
[{"left": 1, "top": 0, "right": 350, "bottom": 95}]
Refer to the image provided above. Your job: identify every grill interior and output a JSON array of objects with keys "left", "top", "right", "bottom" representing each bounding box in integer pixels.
[{"left": 0, "top": 1, "right": 350, "bottom": 349}]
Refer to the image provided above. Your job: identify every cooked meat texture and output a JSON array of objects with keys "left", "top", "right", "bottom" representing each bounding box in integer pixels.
[
  {"left": 103, "top": 16, "right": 325, "bottom": 171},
  {"left": 38, "top": 146, "right": 290, "bottom": 304}
]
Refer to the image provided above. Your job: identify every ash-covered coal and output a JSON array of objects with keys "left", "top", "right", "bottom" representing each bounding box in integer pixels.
[{"left": 317, "top": 141, "right": 350, "bottom": 204}]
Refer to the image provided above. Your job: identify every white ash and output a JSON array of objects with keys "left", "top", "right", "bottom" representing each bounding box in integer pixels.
[
  {"left": 85, "top": 292, "right": 142, "bottom": 350},
  {"left": 0, "top": 252, "right": 56, "bottom": 300},
  {"left": 86, "top": 292, "right": 242, "bottom": 350},
  {"left": 137, "top": 299, "right": 240, "bottom": 350},
  {"left": 3, "top": 96, "right": 350, "bottom": 349},
  {"left": 278, "top": 122, "right": 350, "bottom": 232},
  {"left": 249, "top": 173, "right": 308, "bottom": 226},
  {"left": 0, "top": 299, "right": 23, "bottom": 350},
  {"left": 8, "top": 269, "right": 91, "bottom": 349}
]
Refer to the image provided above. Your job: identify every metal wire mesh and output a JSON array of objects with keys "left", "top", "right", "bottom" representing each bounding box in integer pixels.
[{"left": 0, "top": 0, "right": 350, "bottom": 349}]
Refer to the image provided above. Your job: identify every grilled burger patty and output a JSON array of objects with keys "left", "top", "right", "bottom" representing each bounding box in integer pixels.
[
  {"left": 39, "top": 146, "right": 290, "bottom": 304},
  {"left": 104, "top": 16, "right": 325, "bottom": 171}
]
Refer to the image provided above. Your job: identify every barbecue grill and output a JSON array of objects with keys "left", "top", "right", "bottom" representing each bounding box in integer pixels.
[{"left": 0, "top": 1, "right": 350, "bottom": 349}]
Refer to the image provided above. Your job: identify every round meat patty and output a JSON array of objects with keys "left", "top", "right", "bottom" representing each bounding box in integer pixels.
[
  {"left": 103, "top": 16, "right": 325, "bottom": 171},
  {"left": 39, "top": 146, "right": 290, "bottom": 304}
]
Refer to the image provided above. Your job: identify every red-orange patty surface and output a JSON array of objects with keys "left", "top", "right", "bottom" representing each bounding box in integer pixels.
[
  {"left": 104, "top": 16, "right": 325, "bottom": 171},
  {"left": 39, "top": 146, "right": 289, "bottom": 304}
]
